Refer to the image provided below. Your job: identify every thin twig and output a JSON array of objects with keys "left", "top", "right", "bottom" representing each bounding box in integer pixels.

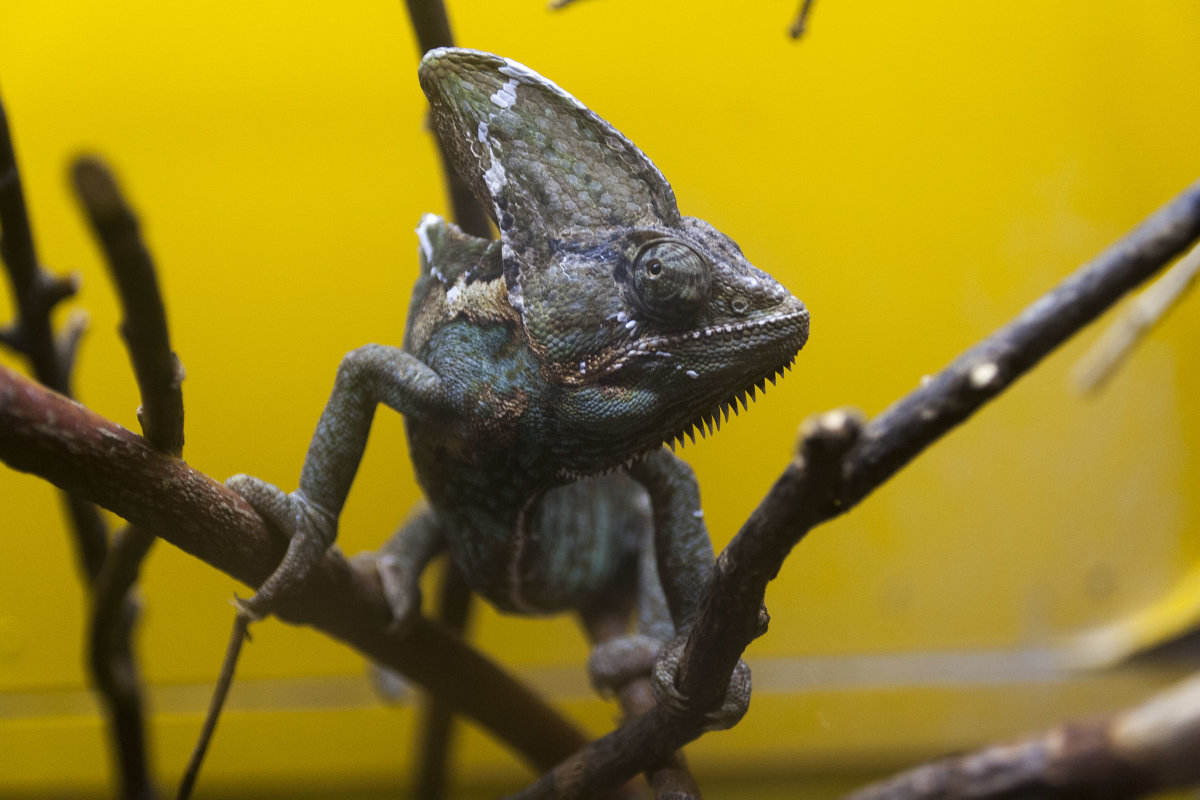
[
  {"left": 0, "top": 91, "right": 109, "bottom": 579},
  {"left": 0, "top": 96, "right": 82, "bottom": 395},
  {"left": 177, "top": 612, "right": 251, "bottom": 800},
  {"left": 506, "top": 178, "right": 1200, "bottom": 800},
  {"left": 842, "top": 670, "right": 1200, "bottom": 800},
  {"left": 789, "top": 0, "right": 818, "bottom": 39},
  {"left": 1073, "top": 239, "right": 1200, "bottom": 393},
  {"left": 0, "top": 367, "right": 590, "bottom": 773},
  {"left": 412, "top": 561, "right": 473, "bottom": 800}
]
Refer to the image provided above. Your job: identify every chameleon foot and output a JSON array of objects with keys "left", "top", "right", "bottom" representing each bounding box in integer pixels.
[
  {"left": 587, "top": 633, "right": 661, "bottom": 695},
  {"left": 372, "top": 551, "right": 423, "bottom": 636},
  {"left": 651, "top": 635, "right": 751, "bottom": 731},
  {"left": 226, "top": 474, "right": 337, "bottom": 618}
]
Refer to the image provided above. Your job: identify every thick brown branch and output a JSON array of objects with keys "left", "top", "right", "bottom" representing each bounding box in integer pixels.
[
  {"left": 0, "top": 364, "right": 589, "bottom": 771},
  {"left": 843, "top": 671, "right": 1200, "bottom": 800},
  {"left": 510, "top": 178, "right": 1200, "bottom": 799}
]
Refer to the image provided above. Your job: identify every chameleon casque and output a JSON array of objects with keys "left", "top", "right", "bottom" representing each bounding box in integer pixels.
[{"left": 228, "top": 48, "right": 809, "bottom": 728}]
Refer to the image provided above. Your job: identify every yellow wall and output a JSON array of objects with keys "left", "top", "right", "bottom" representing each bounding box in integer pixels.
[{"left": 1, "top": 1, "right": 1199, "bottom": 796}]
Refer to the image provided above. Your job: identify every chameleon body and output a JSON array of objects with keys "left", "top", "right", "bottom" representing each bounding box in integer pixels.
[{"left": 229, "top": 48, "right": 809, "bottom": 725}]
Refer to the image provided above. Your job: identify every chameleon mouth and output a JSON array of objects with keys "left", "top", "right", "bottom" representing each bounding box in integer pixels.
[
  {"left": 663, "top": 352, "right": 798, "bottom": 451},
  {"left": 616, "top": 307, "right": 810, "bottom": 367},
  {"left": 650, "top": 305, "right": 810, "bottom": 451}
]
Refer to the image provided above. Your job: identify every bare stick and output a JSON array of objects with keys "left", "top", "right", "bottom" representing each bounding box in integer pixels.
[
  {"left": 843, "top": 670, "right": 1200, "bottom": 800},
  {"left": 506, "top": 177, "right": 1200, "bottom": 800},
  {"left": 0, "top": 366, "right": 589, "bottom": 772},
  {"left": 412, "top": 561, "right": 473, "bottom": 800},
  {"left": 1073, "top": 239, "right": 1200, "bottom": 393},
  {"left": 176, "top": 612, "right": 251, "bottom": 800},
  {"left": 0, "top": 92, "right": 110, "bottom": 578},
  {"left": 789, "top": 0, "right": 818, "bottom": 39}
]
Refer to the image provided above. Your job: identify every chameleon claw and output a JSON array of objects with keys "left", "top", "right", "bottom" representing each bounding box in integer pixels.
[
  {"left": 650, "top": 636, "right": 751, "bottom": 731},
  {"left": 374, "top": 552, "right": 423, "bottom": 637}
]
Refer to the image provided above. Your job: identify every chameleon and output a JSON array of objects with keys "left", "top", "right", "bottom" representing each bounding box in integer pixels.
[{"left": 227, "top": 47, "right": 809, "bottom": 728}]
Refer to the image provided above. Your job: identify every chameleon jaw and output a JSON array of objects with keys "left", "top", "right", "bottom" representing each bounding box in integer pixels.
[{"left": 602, "top": 306, "right": 811, "bottom": 377}]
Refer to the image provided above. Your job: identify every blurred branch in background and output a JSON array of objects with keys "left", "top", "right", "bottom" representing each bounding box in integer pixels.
[
  {"left": 789, "top": 0, "right": 818, "bottom": 39},
  {"left": 0, "top": 95, "right": 156, "bottom": 800},
  {"left": 72, "top": 156, "right": 187, "bottom": 800},
  {"left": 545, "top": 0, "right": 820, "bottom": 41},
  {"left": 1073, "top": 240, "right": 1200, "bottom": 394},
  {"left": 843, "top": 671, "right": 1200, "bottom": 800},
  {"left": 508, "top": 177, "right": 1200, "bottom": 799}
]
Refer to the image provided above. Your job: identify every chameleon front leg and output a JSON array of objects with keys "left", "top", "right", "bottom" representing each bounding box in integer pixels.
[
  {"left": 228, "top": 343, "right": 447, "bottom": 619},
  {"left": 628, "top": 448, "right": 751, "bottom": 731}
]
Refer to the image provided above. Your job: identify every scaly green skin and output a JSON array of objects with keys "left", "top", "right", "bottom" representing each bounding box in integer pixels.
[{"left": 228, "top": 48, "right": 809, "bottom": 728}]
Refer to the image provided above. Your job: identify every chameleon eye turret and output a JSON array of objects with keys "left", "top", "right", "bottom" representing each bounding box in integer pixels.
[{"left": 629, "top": 239, "right": 712, "bottom": 324}]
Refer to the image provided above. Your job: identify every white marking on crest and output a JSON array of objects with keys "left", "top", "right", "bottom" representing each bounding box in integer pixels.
[
  {"left": 483, "top": 157, "right": 508, "bottom": 195},
  {"left": 685, "top": 370, "right": 699, "bottom": 379},
  {"left": 415, "top": 213, "right": 439, "bottom": 263},
  {"left": 476, "top": 120, "right": 489, "bottom": 143},
  {"left": 490, "top": 78, "right": 519, "bottom": 109},
  {"left": 445, "top": 283, "right": 462, "bottom": 304},
  {"left": 499, "top": 57, "right": 587, "bottom": 111}
]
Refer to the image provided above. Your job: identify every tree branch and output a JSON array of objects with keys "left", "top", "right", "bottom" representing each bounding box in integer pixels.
[
  {"left": 507, "top": 178, "right": 1200, "bottom": 799},
  {"left": 0, "top": 91, "right": 110, "bottom": 578},
  {"left": 0, "top": 365, "right": 590, "bottom": 772},
  {"left": 1, "top": 94, "right": 159, "bottom": 799},
  {"left": 842, "top": 671, "right": 1200, "bottom": 800},
  {"left": 789, "top": 0, "right": 818, "bottom": 39},
  {"left": 72, "top": 155, "right": 187, "bottom": 800},
  {"left": 1072, "top": 239, "right": 1200, "bottom": 393}
]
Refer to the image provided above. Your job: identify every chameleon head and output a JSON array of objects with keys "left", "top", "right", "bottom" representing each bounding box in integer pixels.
[{"left": 419, "top": 48, "right": 808, "bottom": 465}]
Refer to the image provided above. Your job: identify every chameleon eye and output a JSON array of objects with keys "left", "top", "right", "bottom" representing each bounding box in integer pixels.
[{"left": 631, "top": 240, "right": 712, "bottom": 323}]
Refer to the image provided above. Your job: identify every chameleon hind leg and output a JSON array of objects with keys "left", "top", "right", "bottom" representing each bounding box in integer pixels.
[
  {"left": 227, "top": 343, "right": 447, "bottom": 619},
  {"left": 630, "top": 448, "right": 752, "bottom": 731}
]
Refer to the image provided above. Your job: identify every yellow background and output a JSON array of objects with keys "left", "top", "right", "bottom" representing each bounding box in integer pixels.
[{"left": 1, "top": 1, "right": 1199, "bottom": 796}]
